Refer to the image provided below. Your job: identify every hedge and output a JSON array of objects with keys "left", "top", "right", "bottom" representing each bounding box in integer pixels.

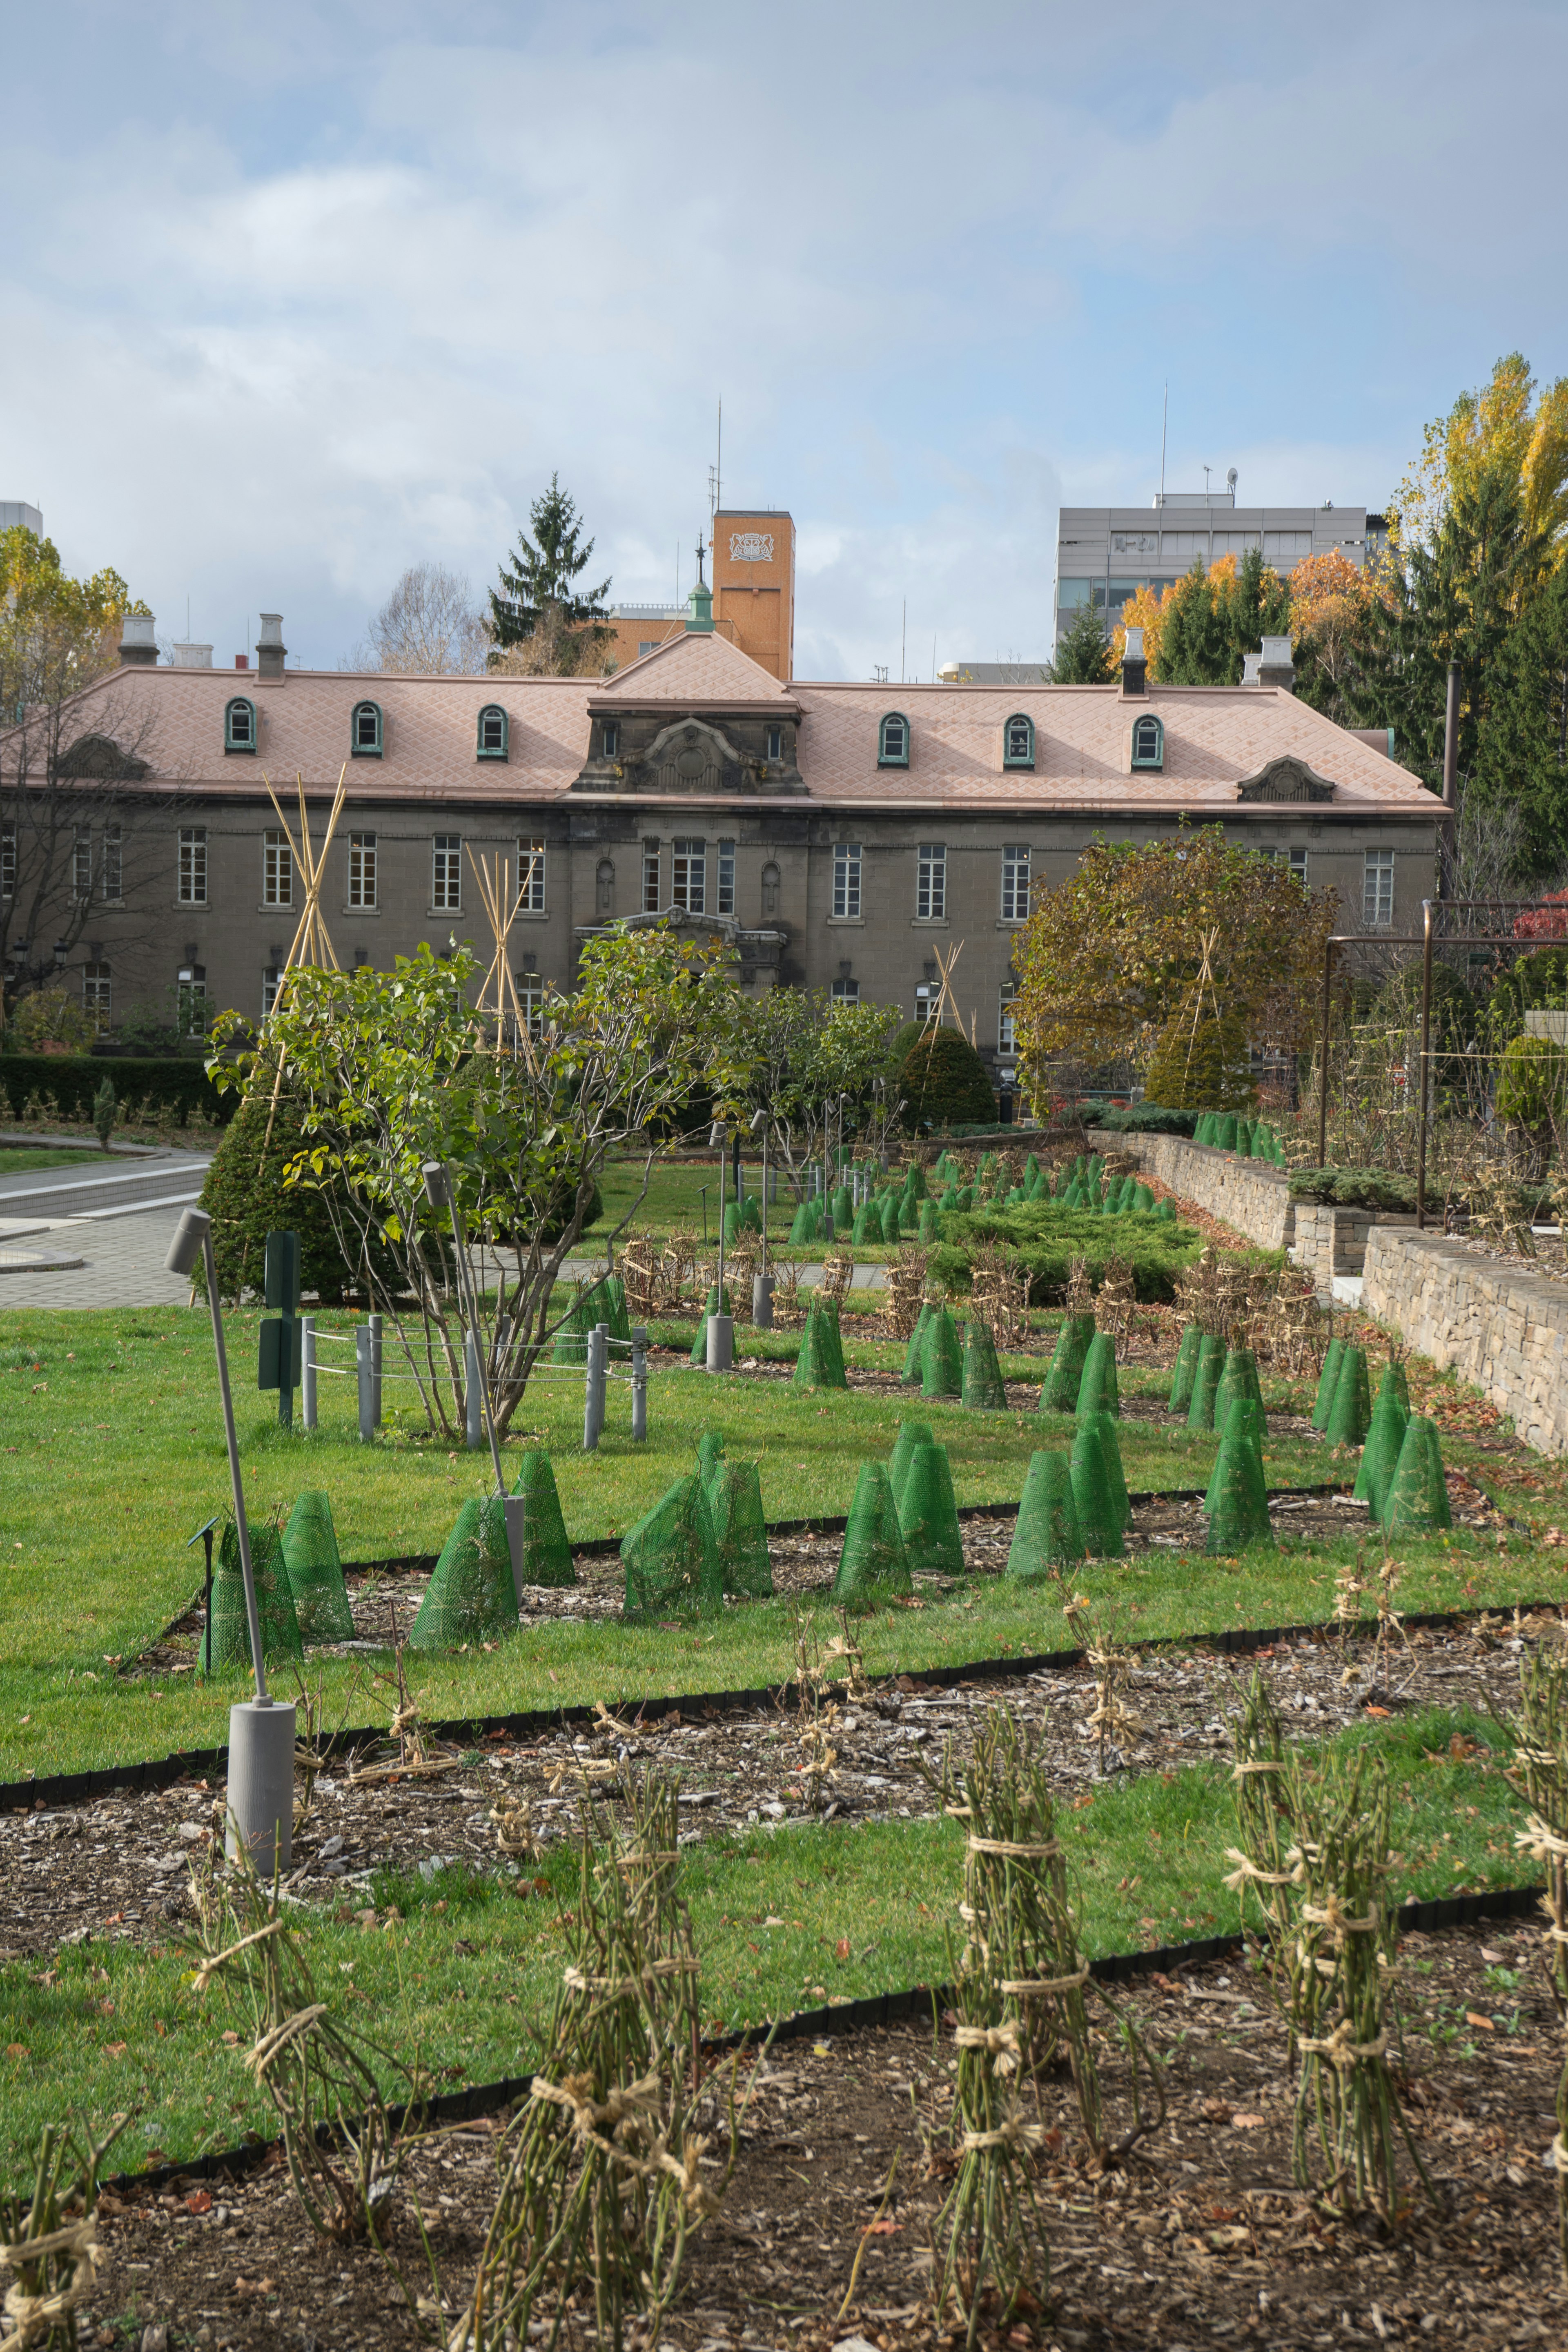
[
  {"left": 1086, "top": 1103, "right": 1201, "bottom": 1136},
  {"left": 930, "top": 1199, "right": 1214, "bottom": 1303},
  {"left": 0, "top": 1052, "right": 233, "bottom": 1129}
]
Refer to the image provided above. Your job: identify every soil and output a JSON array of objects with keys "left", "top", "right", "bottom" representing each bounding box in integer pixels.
[{"left": 59, "top": 1917, "right": 1568, "bottom": 2350}]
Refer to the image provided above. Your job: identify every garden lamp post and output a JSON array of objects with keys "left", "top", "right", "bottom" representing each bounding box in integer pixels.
[
  {"left": 164, "top": 1205, "right": 295, "bottom": 1873},
  {"left": 749, "top": 1107, "right": 773, "bottom": 1327},
  {"left": 707, "top": 1119, "right": 734, "bottom": 1371}
]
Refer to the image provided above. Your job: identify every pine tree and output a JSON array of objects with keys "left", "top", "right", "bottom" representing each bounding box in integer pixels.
[
  {"left": 1158, "top": 549, "right": 1291, "bottom": 684},
  {"left": 1474, "top": 561, "right": 1568, "bottom": 874},
  {"left": 1049, "top": 600, "right": 1114, "bottom": 684},
  {"left": 488, "top": 474, "right": 612, "bottom": 670}
]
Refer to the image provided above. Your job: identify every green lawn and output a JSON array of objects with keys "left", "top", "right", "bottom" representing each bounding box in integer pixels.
[
  {"left": 0, "top": 1146, "right": 112, "bottom": 1176},
  {"left": 0, "top": 1703, "right": 1531, "bottom": 2191}
]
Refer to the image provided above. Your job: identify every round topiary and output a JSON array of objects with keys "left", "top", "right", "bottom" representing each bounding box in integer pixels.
[
  {"left": 900, "top": 1026, "right": 997, "bottom": 1130},
  {"left": 1143, "top": 997, "right": 1256, "bottom": 1112},
  {"left": 196, "top": 1086, "right": 392, "bottom": 1306}
]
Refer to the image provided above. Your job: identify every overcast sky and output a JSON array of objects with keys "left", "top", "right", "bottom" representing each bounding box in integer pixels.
[{"left": 4, "top": 0, "right": 1564, "bottom": 681}]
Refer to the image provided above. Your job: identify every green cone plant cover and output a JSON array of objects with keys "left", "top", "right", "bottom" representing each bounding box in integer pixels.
[
  {"left": 918, "top": 1199, "right": 940, "bottom": 1242},
  {"left": 209, "top": 1516, "right": 302, "bottom": 1672},
  {"left": 1353, "top": 1370, "right": 1410, "bottom": 1522},
  {"left": 905, "top": 1162, "right": 928, "bottom": 1201},
  {"left": 879, "top": 1195, "right": 902, "bottom": 1243},
  {"left": 508, "top": 1449, "right": 576, "bottom": 1588},
  {"left": 1134, "top": 1182, "right": 1155, "bottom": 1211},
  {"left": 888, "top": 1418, "right": 936, "bottom": 1508},
  {"left": 793, "top": 1297, "right": 849, "bottom": 1390},
  {"left": 603, "top": 1274, "right": 632, "bottom": 1343},
  {"left": 1154, "top": 1197, "right": 1177, "bottom": 1222},
  {"left": 1194, "top": 1113, "right": 1214, "bottom": 1144},
  {"left": 897, "top": 1441, "right": 966, "bottom": 1577},
  {"left": 852, "top": 1201, "right": 879, "bottom": 1245},
  {"left": 940, "top": 1185, "right": 961, "bottom": 1211},
  {"left": 622, "top": 1474, "right": 724, "bottom": 1621},
  {"left": 697, "top": 1430, "right": 727, "bottom": 1495},
  {"left": 901, "top": 1302, "right": 933, "bottom": 1385},
  {"left": 708, "top": 1460, "right": 773, "bottom": 1597},
  {"left": 962, "top": 1319, "right": 1008, "bottom": 1410},
  {"left": 1084, "top": 1408, "right": 1130, "bottom": 1532},
  {"left": 1215, "top": 1346, "right": 1264, "bottom": 1428},
  {"left": 1069, "top": 1420, "right": 1124, "bottom": 1559},
  {"left": 689, "top": 1283, "right": 735, "bottom": 1365},
  {"left": 1383, "top": 1414, "right": 1453, "bottom": 1536},
  {"left": 1388, "top": 1358, "right": 1410, "bottom": 1412},
  {"left": 723, "top": 1200, "right": 743, "bottom": 1245},
  {"left": 280, "top": 1491, "right": 355, "bottom": 1645},
  {"left": 1006, "top": 1450, "right": 1084, "bottom": 1579},
  {"left": 831, "top": 1461, "right": 913, "bottom": 1605},
  {"left": 1204, "top": 1398, "right": 1265, "bottom": 1515},
  {"left": 1205, "top": 1423, "right": 1274, "bottom": 1554},
  {"left": 831, "top": 1184, "right": 854, "bottom": 1229},
  {"left": 1168, "top": 1323, "right": 1203, "bottom": 1412},
  {"left": 1235, "top": 1121, "right": 1253, "bottom": 1158},
  {"left": 1216, "top": 1114, "right": 1239, "bottom": 1152},
  {"left": 1040, "top": 1312, "right": 1095, "bottom": 1413},
  {"left": 920, "top": 1305, "right": 964, "bottom": 1399},
  {"left": 742, "top": 1195, "right": 764, "bottom": 1236},
  {"left": 552, "top": 1293, "right": 595, "bottom": 1365},
  {"left": 410, "top": 1497, "right": 518, "bottom": 1650},
  {"left": 1325, "top": 1344, "right": 1372, "bottom": 1448},
  {"left": 788, "top": 1202, "right": 816, "bottom": 1244},
  {"left": 1186, "top": 1334, "right": 1226, "bottom": 1431},
  {"left": 1312, "top": 1337, "right": 1345, "bottom": 1431},
  {"left": 1075, "top": 1331, "right": 1120, "bottom": 1420}
]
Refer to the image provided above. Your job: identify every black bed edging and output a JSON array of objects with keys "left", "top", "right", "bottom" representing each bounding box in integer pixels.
[
  {"left": 7, "top": 1572, "right": 1557, "bottom": 1817},
  {"left": 101, "top": 1879, "right": 1548, "bottom": 2201}
]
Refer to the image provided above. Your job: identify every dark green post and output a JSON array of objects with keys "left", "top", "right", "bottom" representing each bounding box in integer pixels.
[{"left": 258, "top": 1229, "right": 303, "bottom": 1429}]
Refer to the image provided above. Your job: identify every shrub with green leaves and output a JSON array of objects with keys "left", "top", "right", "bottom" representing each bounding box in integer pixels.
[
  {"left": 930, "top": 1198, "right": 1211, "bottom": 1303},
  {"left": 1496, "top": 1032, "right": 1568, "bottom": 1130},
  {"left": 1086, "top": 1103, "right": 1200, "bottom": 1136},
  {"left": 900, "top": 1025, "right": 997, "bottom": 1130},
  {"left": 196, "top": 1087, "right": 388, "bottom": 1305},
  {"left": 1287, "top": 1166, "right": 1419, "bottom": 1214}
]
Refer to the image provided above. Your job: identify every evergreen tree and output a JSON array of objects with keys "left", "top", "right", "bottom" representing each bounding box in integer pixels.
[
  {"left": 1157, "top": 549, "right": 1291, "bottom": 684},
  {"left": 1474, "top": 561, "right": 1568, "bottom": 875},
  {"left": 488, "top": 475, "right": 612, "bottom": 667},
  {"left": 1049, "top": 599, "right": 1114, "bottom": 684}
]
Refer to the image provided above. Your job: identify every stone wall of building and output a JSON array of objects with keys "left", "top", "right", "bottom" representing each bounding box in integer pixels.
[
  {"left": 1361, "top": 1227, "right": 1568, "bottom": 1458},
  {"left": 1094, "top": 1131, "right": 1295, "bottom": 1251}
]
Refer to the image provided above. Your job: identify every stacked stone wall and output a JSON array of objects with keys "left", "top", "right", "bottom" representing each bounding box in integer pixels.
[
  {"left": 1094, "top": 1131, "right": 1294, "bottom": 1252},
  {"left": 1361, "top": 1227, "right": 1568, "bottom": 1459}
]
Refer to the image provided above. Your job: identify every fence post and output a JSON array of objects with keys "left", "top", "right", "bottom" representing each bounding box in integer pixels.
[
  {"left": 465, "top": 1329, "right": 483, "bottom": 1449},
  {"left": 369, "top": 1312, "right": 383, "bottom": 1425},
  {"left": 592, "top": 1321, "right": 610, "bottom": 1446},
  {"left": 631, "top": 1325, "right": 648, "bottom": 1442},
  {"left": 301, "top": 1314, "right": 316, "bottom": 1430},
  {"left": 583, "top": 1324, "right": 602, "bottom": 1453},
  {"left": 356, "top": 1326, "right": 376, "bottom": 1445}
]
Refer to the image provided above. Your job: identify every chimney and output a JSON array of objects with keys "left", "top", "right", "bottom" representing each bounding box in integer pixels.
[
  {"left": 120, "top": 614, "right": 158, "bottom": 668},
  {"left": 1241, "top": 652, "right": 1262, "bottom": 685},
  {"left": 1257, "top": 634, "right": 1294, "bottom": 692},
  {"left": 257, "top": 612, "right": 287, "bottom": 679},
  {"left": 172, "top": 642, "right": 213, "bottom": 669},
  {"left": 1120, "top": 626, "right": 1147, "bottom": 697},
  {"left": 234, "top": 654, "right": 249, "bottom": 670}
]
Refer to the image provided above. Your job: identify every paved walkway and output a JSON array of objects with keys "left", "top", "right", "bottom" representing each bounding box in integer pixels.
[{"left": 0, "top": 1148, "right": 210, "bottom": 1309}]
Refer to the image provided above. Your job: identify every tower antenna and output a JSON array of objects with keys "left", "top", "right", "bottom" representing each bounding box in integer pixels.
[{"left": 1160, "top": 382, "right": 1168, "bottom": 504}]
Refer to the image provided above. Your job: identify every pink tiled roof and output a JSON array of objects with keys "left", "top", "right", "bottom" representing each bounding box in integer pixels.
[{"left": 31, "top": 657, "right": 1439, "bottom": 816}]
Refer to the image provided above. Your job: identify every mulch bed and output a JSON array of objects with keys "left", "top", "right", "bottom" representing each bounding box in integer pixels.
[{"left": 62, "top": 1916, "right": 1568, "bottom": 2349}]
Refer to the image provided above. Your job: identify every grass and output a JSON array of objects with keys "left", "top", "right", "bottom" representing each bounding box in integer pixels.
[
  {"left": 0, "top": 1703, "right": 1531, "bottom": 2191},
  {"left": 0, "top": 1146, "right": 111, "bottom": 1176}
]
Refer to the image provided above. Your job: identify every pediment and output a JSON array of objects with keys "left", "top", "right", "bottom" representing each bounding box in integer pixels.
[
  {"left": 641, "top": 717, "right": 742, "bottom": 794},
  {"left": 55, "top": 732, "right": 150, "bottom": 782},
  {"left": 1235, "top": 755, "right": 1335, "bottom": 804}
]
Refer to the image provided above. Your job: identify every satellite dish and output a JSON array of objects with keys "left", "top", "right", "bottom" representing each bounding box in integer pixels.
[{"left": 1226, "top": 468, "right": 1238, "bottom": 491}]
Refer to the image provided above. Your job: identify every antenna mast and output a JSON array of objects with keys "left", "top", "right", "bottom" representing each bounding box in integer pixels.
[{"left": 1160, "top": 382, "right": 1168, "bottom": 504}]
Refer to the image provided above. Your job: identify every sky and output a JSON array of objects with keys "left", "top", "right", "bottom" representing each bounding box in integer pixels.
[{"left": 3, "top": 0, "right": 1566, "bottom": 682}]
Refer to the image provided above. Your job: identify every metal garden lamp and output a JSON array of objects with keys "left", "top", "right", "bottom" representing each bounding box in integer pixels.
[
  {"left": 165, "top": 1206, "right": 295, "bottom": 1874},
  {"left": 706, "top": 1120, "right": 734, "bottom": 1371}
]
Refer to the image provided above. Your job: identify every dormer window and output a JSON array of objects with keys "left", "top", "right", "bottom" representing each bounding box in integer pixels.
[
  {"left": 602, "top": 721, "right": 620, "bottom": 759},
  {"left": 878, "top": 712, "right": 909, "bottom": 768},
  {"left": 765, "top": 723, "right": 783, "bottom": 762},
  {"left": 1131, "top": 714, "right": 1164, "bottom": 771},
  {"left": 477, "top": 704, "right": 508, "bottom": 760},
  {"left": 225, "top": 697, "right": 256, "bottom": 754},
  {"left": 351, "top": 701, "right": 383, "bottom": 758},
  {"left": 1003, "top": 713, "right": 1034, "bottom": 769}
]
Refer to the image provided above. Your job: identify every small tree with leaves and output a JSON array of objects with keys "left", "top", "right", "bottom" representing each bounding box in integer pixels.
[{"left": 488, "top": 474, "right": 612, "bottom": 675}]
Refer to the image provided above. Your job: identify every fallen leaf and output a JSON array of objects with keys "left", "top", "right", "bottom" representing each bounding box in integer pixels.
[
  {"left": 1364, "top": 1704, "right": 1392, "bottom": 1719},
  {"left": 835, "top": 1938, "right": 851, "bottom": 1961},
  {"left": 1464, "top": 2011, "right": 1496, "bottom": 2034},
  {"left": 185, "top": 2191, "right": 212, "bottom": 2214},
  {"left": 5, "top": 2045, "right": 26, "bottom": 2059},
  {"left": 864, "top": 2218, "right": 901, "bottom": 2236},
  {"left": 103, "top": 2042, "right": 127, "bottom": 2058},
  {"left": 1231, "top": 2112, "right": 1265, "bottom": 2129},
  {"left": 220, "top": 2030, "right": 240, "bottom": 2046}
]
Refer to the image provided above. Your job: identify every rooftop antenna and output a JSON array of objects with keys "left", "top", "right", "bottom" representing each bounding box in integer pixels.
[
  {"left": 1160, "top": 382, "right": 1168, "bottom": 504},
  {"left": 1203, "top": 464, "right": 1212, "bottom": 499},
  {"left": 901, "top": 599, "right": 906, "bottom": 684},
  {"left": 706, "top": 398, "right": 722, "bottom": 540},
  {"left": 1227, "top": 467, "right": 1238, "bottom": 497}
]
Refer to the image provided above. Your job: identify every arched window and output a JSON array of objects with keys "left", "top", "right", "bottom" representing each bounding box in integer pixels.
[
  {"left": 1003, "top": 713, "right": 1034, "bottom": 768},
  {"left": 477, "top": 704, "right": 508, "bottom": 760},
  {"left": 351, "top": 701, "right": 384, "bottom": 758},
  {"left": 225, "top": 697, "right": 256, "bottom": 755},
  {"left": 878, "top": 711, "right": 910, "bottom": 768},
  {"left": 1131, "top": 714, "right": 1164, "bottom": 770}
]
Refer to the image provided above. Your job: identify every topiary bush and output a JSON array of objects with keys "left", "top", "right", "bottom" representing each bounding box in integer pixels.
[
  {"left": 1143, "top": 999, "right": 1256, "bottom": 1111},
  {"left": 195, "top": 1087, "right": 391, "bottom": 1305},
  {"left": 930, "top": 1199, "right": 1212, "bottom": 1303},
  {"left": 900, "top": 1026, "right": 997, "bottom": 1130}
]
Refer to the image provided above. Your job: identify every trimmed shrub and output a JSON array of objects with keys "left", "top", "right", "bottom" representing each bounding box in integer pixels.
[
  {"left": 1288, "top": 1166, "right": 1419, "bottom": 1214},
  {"left": 196, "top": 1087, "right": 390, "bottom": 1306},
  {"left": 0, "top": 1049, "right": 232, "bottom": 1129},
  {"left": 899, "top": 1026, "right": 997, "bottom": 1130},
  {"left": 1143, "top": 998, "right": 1256, "bottom": 1112},
  {"left": 930, "top": 1199, "right": 1211, "bottom": 1304},
  {"left": 1085, "top": 1103, "right": 1201, "bottom": 1136}
]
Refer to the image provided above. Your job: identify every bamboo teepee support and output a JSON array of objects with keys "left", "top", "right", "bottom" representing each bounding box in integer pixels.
[
  {"left": 258, "top": 764, "right": 348, "bottom": 1139},
  {"left": 930, "top": 939, "right": 976, "bottom": 1041},
  {"left": 466, "top": 844, "right": 539, "bottom": 1067}
]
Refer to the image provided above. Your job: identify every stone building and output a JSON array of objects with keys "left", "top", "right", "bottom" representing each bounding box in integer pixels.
[{"left": 3, "top": 589, "right": 1443, "bottom": 1088}]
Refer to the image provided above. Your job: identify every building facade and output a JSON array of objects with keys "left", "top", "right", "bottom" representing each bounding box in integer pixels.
[
  {"left": 4, "top": 595, "right": 1442, "bottom": 1087},
  {"left": 599, "top": 510, "right": 797, "bottom": 681}
]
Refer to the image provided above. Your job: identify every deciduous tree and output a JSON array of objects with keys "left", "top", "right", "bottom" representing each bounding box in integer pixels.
[{"left": 349, "top": 562, "right": 489, "bottom": 675}]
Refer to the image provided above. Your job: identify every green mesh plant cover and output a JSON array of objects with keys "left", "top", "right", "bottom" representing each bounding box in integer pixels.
[
  {"left": 708, "top": 1460, "right": 773, "bottom": 1598},
  {"left": 741, "top": 1195, "right": 764, "bottom": 1236},
  {"left": 897, "top": 1441, "right": 965, "bottom": 1577},
  {"left": 1134, "top": 1182, "right": 1155, "bottom": 1211},
  {"left": 1216, "top": 1114, "right": 1239, "bottom": 1151},
  {"left": 1312, "top": 1337, "right": 1345, "bottom": 1431},
  {"left": 208, "top": 1515, "right": 302, "bottom": 1674},
  {"left": 1204, "top": 1398, "right": 1265, "bottom": 1515},
  {"left": 888, "top": 1418, "right": 935, "bottom": 1508},
  {"left": 962, "top": 1320, "right": 1007, "bottom": 1410},
  {"left": 509, "top": 1449, "right": 576, "bottom": 1588},
  {"left": 1383, "top": 1415, "right": 1452, "bottom": 1536},
  {"left": 826, "top": 1183, "right": 849, "bottom": 1229},
  {"left": 1083, "top": 1408, "right": 1130, "bottom": 1532},
  {"left": 1216, "top": 1347, "right": 1264, "bottom": 1428},
  {"left": 1387, "top": 1358, "right": 1410, "bottom": 1411},
  {"left": 792, "top": 1298, "right": 848, "bottom": 1391},
  {"left": 788, "top": 1201, "right": 815, "bottom": 1244},
  {"left": 901, "top": 1301, "right": 933, "bottom": 1385},
  {"left": 622, "top": 1475, "right": 724, "bottom": 1621},
  {"left": 552, "top": 1294, "right": 595, "bottom": 1365},
  {"left": 817, "top": 1296, "right": 847, "bottom": 1385},
  {"left": 920, "top": 1306, "right": 963, "bottom": 1399},
  {"left": 1325, "top": 1345, "right": 1372, "bottom": 1448},
  {"left": 879, "top": 1195, "right": 902, "bottom": 1243},
  {"left": 723, "top": 1201, "right": 744, "bottom": 1245},
  {"left": 1069, "top": 1421, "right": 1124, "bottom": 1559},
  {"left": 1006, "top": 1450, "right": 1083, "bottom": 1579},
  {"left": 940, "top": 1185, "right": 961, "bottom": 1212},
  {"left": 831, "top": 1461, "right": 912, "bottom": 1607},
  {"left": 904, "top": 1163, "right": 928, "bottom": 1202},
  {"left": 852, "top": 1201, "right": 879, "bottom": 1245},
  {"left": 603, "top": 1274, "right": 631, "bottom": 1343},
  {"left": 918, "top": 1200, "right": 940, "bottom": 1243},
  {"left": 689, "top": 1283, "right": 735, "bottom": 1365},
  {"left": 1206, "top": 1424, "right": 1274, "bottom": 1554},
  {"left": 1039, "top": 1312, "right": 1094, "bottom": 1414},
  {"left": 697, "top": 1430, "right": 727, "bottom": 1494},
  {"left": 1352, "top": 1370, "right": 1409, "bottom": 1523},
  {"left": 408, "top": 1497, "right": 519, "bottom": 1650},
  {"left": 1186, "top": 1334, "right": 1226, "bottom": 1430},
  {"left": 1168, "top": 1324, "right": 1202, "bottom": 1412},
  {"left": 280, "top": 1491, "right": 354, "bottom": 1646},
  {"left": 1075, "top": 1332, "right": 1120, "bottom": 1420}
]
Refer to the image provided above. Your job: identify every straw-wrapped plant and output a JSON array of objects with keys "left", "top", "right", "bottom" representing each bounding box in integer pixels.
[
  {"left": 1501, "top": 1650, "right": 1568, "bottom": 2277},
  {"left": 885, "top": 1245, "right": 929, "bottom": 1341},
  {"left": 0, "top": 2119, "right": 128, "bottom": 2350}
]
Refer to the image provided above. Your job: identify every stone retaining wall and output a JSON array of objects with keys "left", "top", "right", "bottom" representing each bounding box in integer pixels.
[
  {"left": 1292, "top": 1203, "right": 1417, "bottom": 1290},
  {"left": 1362, "top": 1225, "right": 1568, "bottom": 1457},
  {"left": 1095, "top": 1131, "right": 1294, "bottom": 1252}
]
